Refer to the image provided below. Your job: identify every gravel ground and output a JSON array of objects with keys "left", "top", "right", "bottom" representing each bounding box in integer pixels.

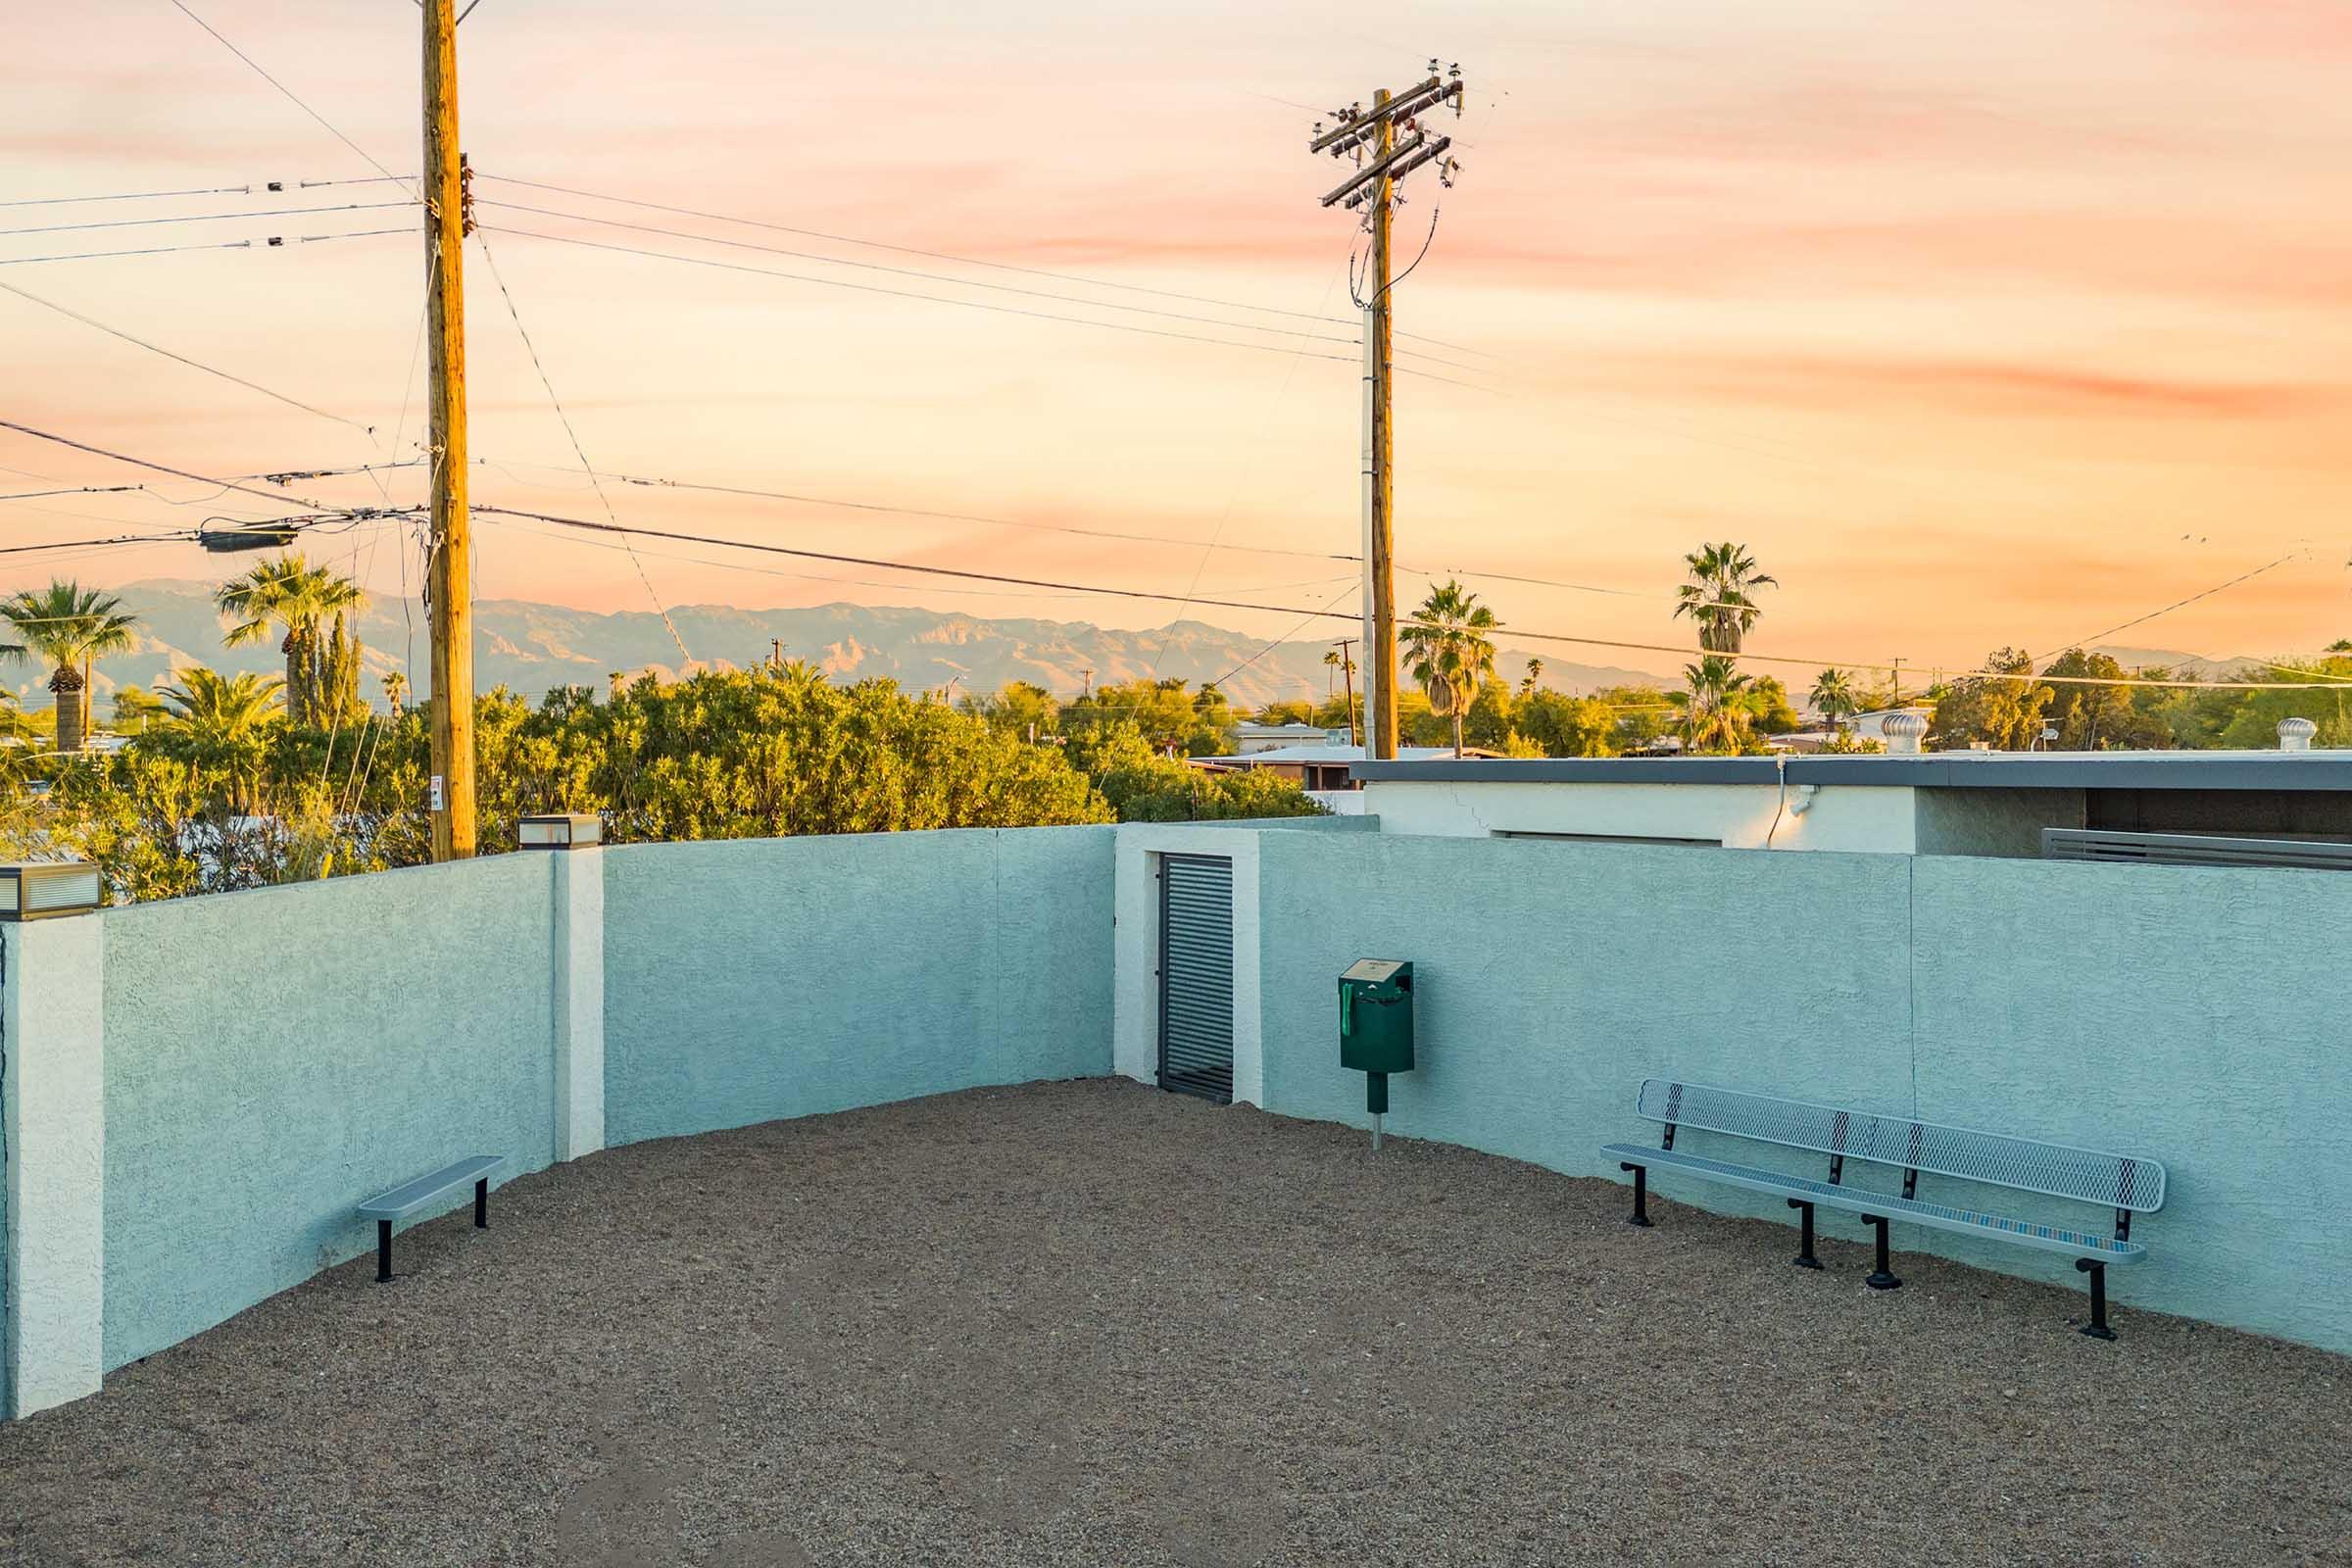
[{"left": 3, "top": 1078, "right": 2347, "bottom": 1568}]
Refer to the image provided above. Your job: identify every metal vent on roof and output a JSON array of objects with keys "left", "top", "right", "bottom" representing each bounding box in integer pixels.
[{"left": 2042, "top": 828, "right": 2352, "bottom": 871}]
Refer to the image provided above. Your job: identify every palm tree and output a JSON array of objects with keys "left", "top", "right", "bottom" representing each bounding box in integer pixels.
[
  {"left": 1521, "top": 657, "right": 1544, "bottom": 697},
  {"left": 1809, "top": 666, "right": 1861, "bottom": 733},
  {"left": 381, "top": 669, "right": 409, "bottom": 716},
  {"left": 0, "top": 581, "right": 140, "bottom": 753},
  {"left": 1674, "top": 542, "right": 1777, "bottom": 653},
  {"left": 1669, "top": 655, "right": 1757, "bottom": 755},
  {"left": 1399, "top": 578, "right": 1499, "bottom": 759},
  {"left": 215, "top": 554, "right": 365, "bottom": 727},
  {"left": 1323, "top": 646, "right": 1342, "bottom": 702},
  {"left": 151, "top": 668, "right": 284, "bottom": 814}
]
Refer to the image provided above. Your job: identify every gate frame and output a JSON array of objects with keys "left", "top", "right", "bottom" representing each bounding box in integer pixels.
[{"left": 1109, "top": 825, "right": 1265, "bottom": 1107}]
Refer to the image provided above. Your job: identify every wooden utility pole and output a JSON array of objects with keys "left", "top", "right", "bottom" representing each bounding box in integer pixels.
[
  {"left": 1311, "top": 67, "right": 1463, "bottom": 761},
  {"left": 423, "top": 0, "right": 475, "bottom": 860},
  {"left": 1365, "top": 88, "right": 1397, "bottom": 761}
]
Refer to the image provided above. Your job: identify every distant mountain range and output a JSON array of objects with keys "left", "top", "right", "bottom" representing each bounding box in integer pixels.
[{"left": 4, "top": 579, "right": 1677, "bottom": 715}]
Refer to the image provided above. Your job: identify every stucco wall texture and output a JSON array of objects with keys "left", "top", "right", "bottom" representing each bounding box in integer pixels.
[
  {"left": 98, "top": 855, "right": 559, "bottom": 1371},
  {"left": 1255, "top": 832, "right": 2352, "bottom": 1353},
  {"left": 601, "top": 827, "right": 1116, "bottom": 1147}
]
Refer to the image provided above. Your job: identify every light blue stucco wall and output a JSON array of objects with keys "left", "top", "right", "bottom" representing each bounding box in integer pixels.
[
  {"left": 99, "top": 856, "right": 559, "bottom": 1371},
  {"left": 1255, "top": 832, "right": 2352, "bottom": 1352},
  {"left": 603, "top": 826, "right": 1115, "bottom": 1146}
]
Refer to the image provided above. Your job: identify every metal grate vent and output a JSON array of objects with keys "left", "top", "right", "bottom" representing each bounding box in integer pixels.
[{"left": 2043, "top": 828, "right": 2352, "bottom": 871}]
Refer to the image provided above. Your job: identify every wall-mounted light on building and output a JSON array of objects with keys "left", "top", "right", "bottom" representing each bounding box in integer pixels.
[
  {"left": 517, "top": 813, "right": 603, "bottom": 850},
  {"left": 0, "top": 860, "right": 102, "bottom": 921}
]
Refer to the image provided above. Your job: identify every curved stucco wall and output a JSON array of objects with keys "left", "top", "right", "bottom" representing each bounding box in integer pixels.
[
  {"left": 98, "top": 855, "right": 559, "bottom": 1371},
  {"left": 1254, "top": 832, "right": 2352, "bottom": 1352},
  {"left": 602, "top": 827, "right": 1116, "bottom": 1148}
]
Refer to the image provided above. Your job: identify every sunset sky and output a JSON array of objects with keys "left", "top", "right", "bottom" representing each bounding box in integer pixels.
[{"left": 8, "top": 0, "right": 2352, "bottom": 694}]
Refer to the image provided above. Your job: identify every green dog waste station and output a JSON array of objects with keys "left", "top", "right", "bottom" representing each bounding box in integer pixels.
[{"left": 1339, "top": 958, "right": 1414, "bottom": 1150}]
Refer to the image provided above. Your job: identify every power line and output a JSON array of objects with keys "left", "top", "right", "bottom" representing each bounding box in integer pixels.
[
  {"left": 0, "top": 419, "right": 346, "bottom": 514},
  {"left": 0, "top": 485, "right": 141, "bottom": 502},
  {"left": 0, "top": 529, "right": 195, "bottom": 558},
  {"left": 464, "top": 452, "right": 1708, "bottom": 605},
  {"left": 474, "top": 200, "right": 1370, "bottom": 349},
  {"left": 0, "top": 279, "right": 374, "bottom": 432},
  {"left": 474, "top": 171, "right": 1487, "bottom": 356},
  {"left": 166, "top": 0, "right": 416, "bottom": 199},
  {"left": 477, "top": 510, "right": 1353, "bottom": 605},
  {"left": 2028, "top": 550, "right": 2309, "bottom": 666},
  {"left": 1, "top": 237, "right": 258, "bottom": 267},
  {"left": 1, "top": 182, "right": 257, "bottom": 209},
  {"left": 0, "top": 227, "right": 409, "bottom": 267},
  {"left": 0, "top": 200, "right": 415, "bottom": 239},
  {"left": 427, "top": 502, "right": 2352, "bottom": 692},
  {"left": 477, "top": 224, "right": 1365, "bottom": 365},
  {"left": 473, "top": 230, "right": 691, "bottom": 662}
]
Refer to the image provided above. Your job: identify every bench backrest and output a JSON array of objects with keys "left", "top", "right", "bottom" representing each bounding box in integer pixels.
[{"left": 1634, "top": 1079, "right": 2165, "bottom": 1213}]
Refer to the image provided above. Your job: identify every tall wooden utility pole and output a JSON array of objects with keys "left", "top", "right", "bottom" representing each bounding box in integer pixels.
[
  {"left": 1310, "top": 66, "right": 1463, "bottom": 760},
  {"left": 423, "top": 0, "right": 475, "bottom": 859}
]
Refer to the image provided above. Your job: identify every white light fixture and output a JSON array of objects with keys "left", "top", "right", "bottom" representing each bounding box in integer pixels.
[
  {"left": 0, "top": 860, "right": 102, "bottom": 920},
  {"left": 517, "top": 813, "right": 603, "bottom": 850}
]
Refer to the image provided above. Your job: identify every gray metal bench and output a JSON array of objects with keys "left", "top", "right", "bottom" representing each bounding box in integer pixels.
[
  {"left": 356, "top": 1155, "right": 505, "bottom": 1283},
  {"left": 1600, "top": 1080, "right": 2165, "bottom": 1339}
]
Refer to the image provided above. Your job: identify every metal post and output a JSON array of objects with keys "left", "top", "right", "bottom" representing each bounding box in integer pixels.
[
  {"left": 474, "top": 1177, "right": 488, "bottom": 1228},
  {"left": 1787, "top": 1199, "right": 1822, "bottom": 1269},
  {"left": 376, "top": 1220, "right": 394, "bottom": 1284},
  {"left": 1621, "top": 1163, "right": 1651, "bottom": 1227},
  {"left": 2076, "top": 1258, "right": 2116, "bottom": 1340},
  {"left": 1861, "top": 1215, "right": 1901, "bottom": 1290}
]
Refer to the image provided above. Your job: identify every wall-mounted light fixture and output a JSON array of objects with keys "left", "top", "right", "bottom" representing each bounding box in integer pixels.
[
  {"left": 517, "top": 813, "right": 603, "bottom": 850},
  {"left": 0, "top": 860, "right": 103, "bottom": 920}
]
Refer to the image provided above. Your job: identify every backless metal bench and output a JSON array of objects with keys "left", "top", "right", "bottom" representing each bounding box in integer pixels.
[
  {"left": 1599, "top": 1080, "right": 2165, "bottom": 1339},
  {"left": 356, "top": 1154, "right": 505, "bottom": 1283}
]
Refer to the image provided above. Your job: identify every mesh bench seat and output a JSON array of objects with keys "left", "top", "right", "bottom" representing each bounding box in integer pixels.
[
  {"left": 1596, "top": 1145, "right": 2148, "bottom": 1262},
  {"left": 357, "top": 1154, "right": 504, "bottom": 1283},
  {"left": 1602, "top": 1079, "right": 2164, "bottom": 1340}
]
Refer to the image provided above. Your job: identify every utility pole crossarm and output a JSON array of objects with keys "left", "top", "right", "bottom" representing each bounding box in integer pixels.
[
  {"left": 1319, "top": 131, "right": 1430, "bottom": 208},
  {"left": 1307, "top": 75, "right": 1458, "bottom": 154}
]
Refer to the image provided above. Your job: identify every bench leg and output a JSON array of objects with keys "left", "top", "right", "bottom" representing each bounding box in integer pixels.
[
  {"left": 475, "top": 1177, "right": 489, "bottom": 1229},
  {"left": 1787, "top": 1199, "right": 1823, "bottom": 1269},
  {"left": 375, "top": 1219, "right": 393, "bottom": 1284},
  {"left": 2076, "top": 1259, "right": 2116, "bottom": 1340},
  {"left": 1620, "top": 1162, "right": 1652, "bottom": 1227},
  {"left": 1859, "top": 1214, "right": 1900, "bottom": 1290}
]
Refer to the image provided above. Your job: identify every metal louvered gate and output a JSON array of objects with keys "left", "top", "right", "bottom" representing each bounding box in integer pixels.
[{"left": 1157, "top": 853, "right": 1235, "bottom": 1102}]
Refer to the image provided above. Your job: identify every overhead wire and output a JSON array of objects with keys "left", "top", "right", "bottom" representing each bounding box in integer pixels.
[
  {"left": 425, "top": 501, "right": 2352, "bottom": 692},
  {"left": 1, "top": 237, "right": 261, "bottom": 267},
  {"left": 474, "top": 172, "right": 1487, "bottom": 356},
  {"left": 473, "top": 230, "right": 691, "bottom": 662},
  {"left": 477, "top": 224, "right": 1365, "bottom": 365},
  {"left": 0, "top": 279, "right": 375, "bottom": 432},
  {"left": 0, "top": 419, "right": 352, "bottom": 514},
  {"left": 2, "top": 182, "right": 259, "bottom": 208},
  {"left": 0, "top": 200, "right": 416, "bottom": 239},
  {"left": 165, "top": 0, "right": 417, "bottom": 200},
  {"left": 474, "top": 200, "right": 1372, "bottom": 350}
]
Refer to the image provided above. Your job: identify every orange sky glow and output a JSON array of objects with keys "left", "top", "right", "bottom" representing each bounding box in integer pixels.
[{"left": 8, "top": 0, "right": 2352, "bottom": 692}]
